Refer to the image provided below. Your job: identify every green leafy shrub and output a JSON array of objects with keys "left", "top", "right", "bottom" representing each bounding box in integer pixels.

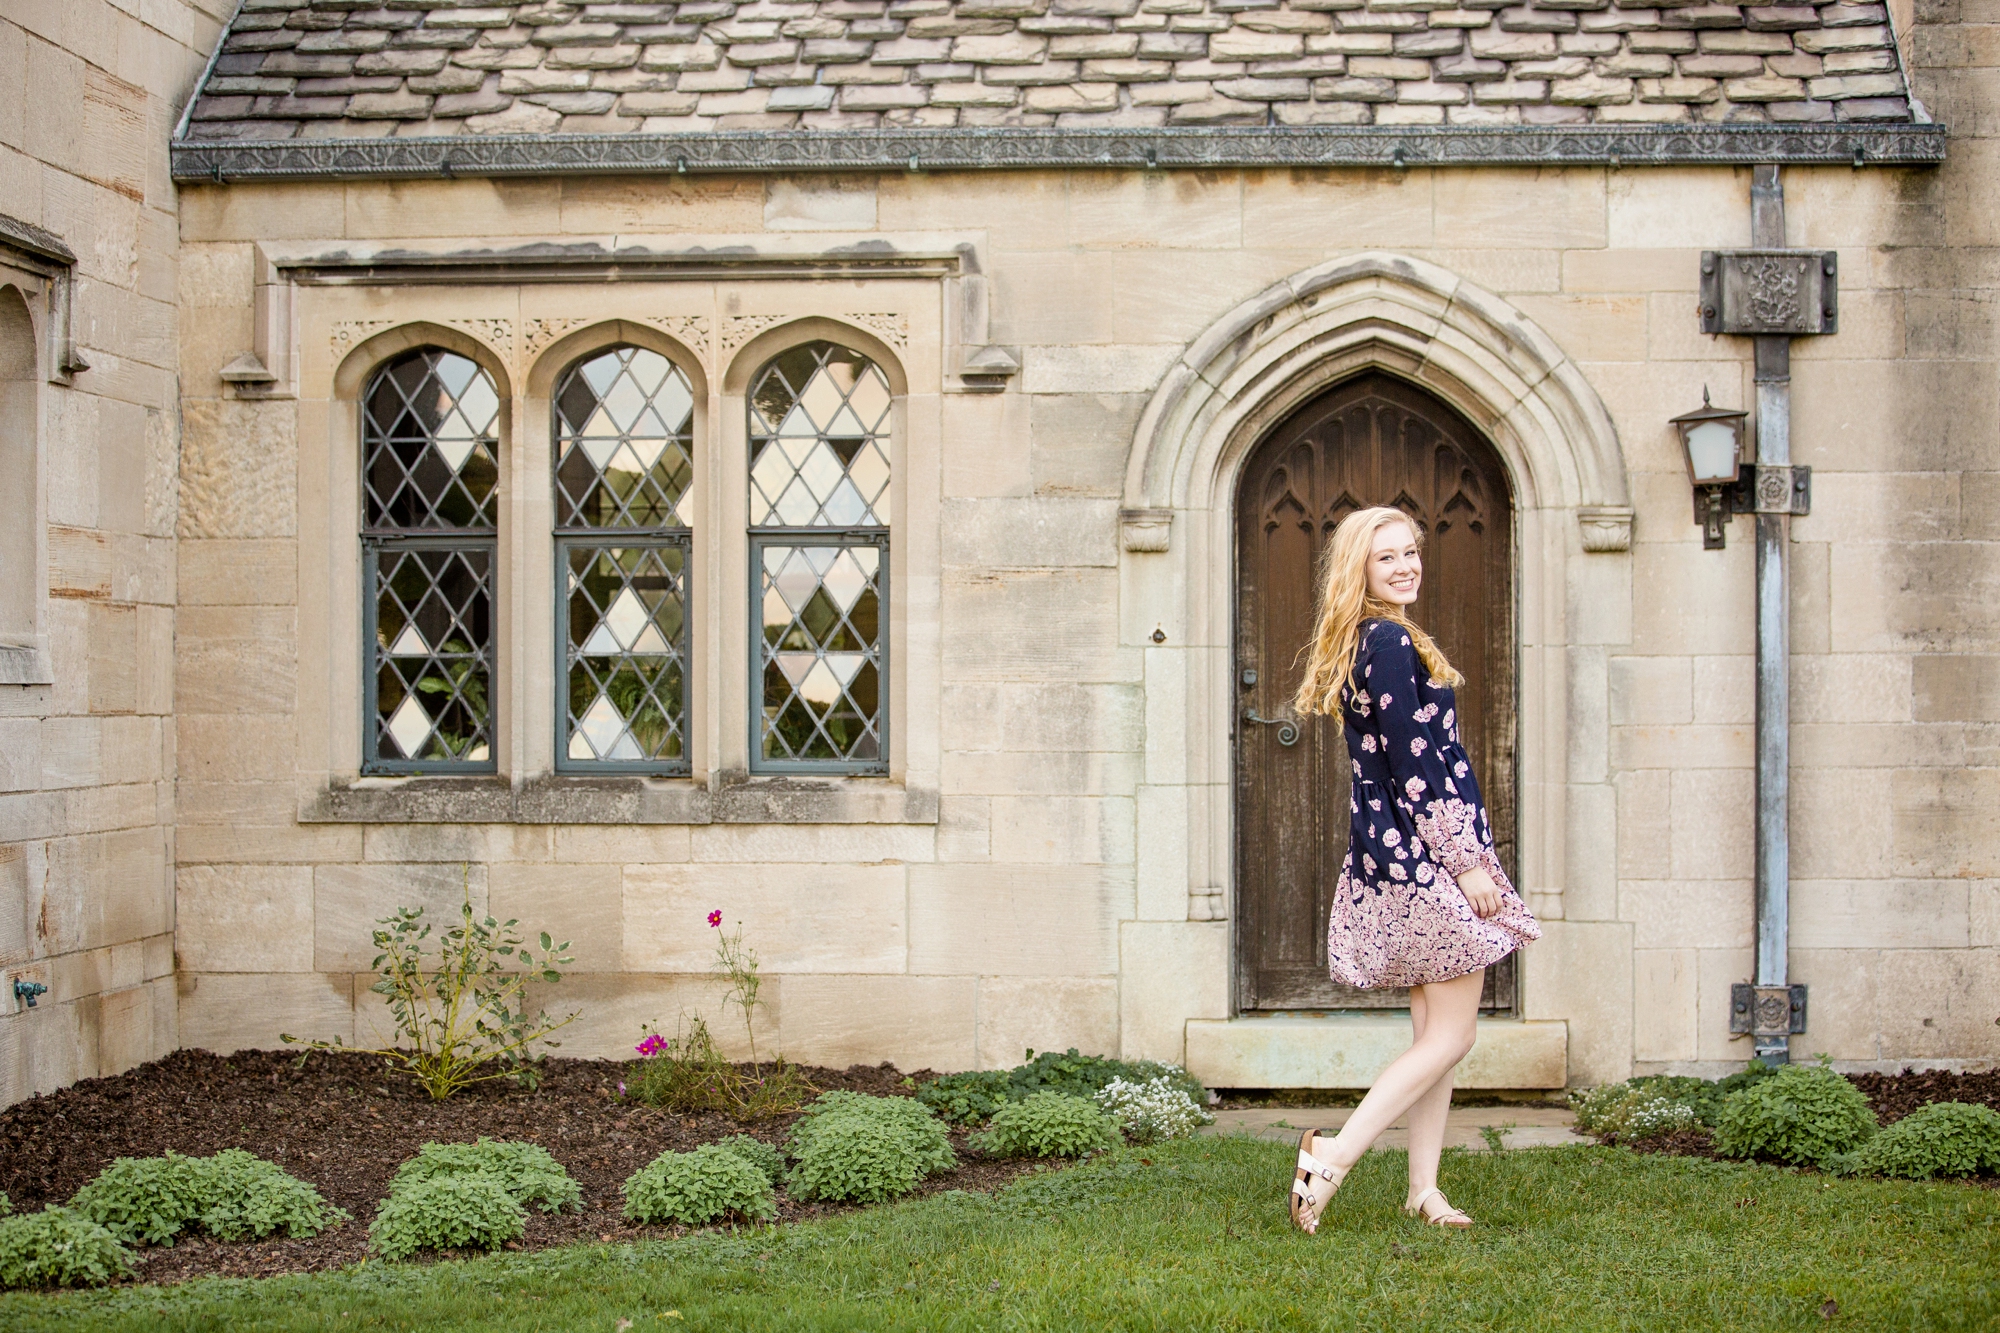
[
  {"left": 70, "top": 1152, "right": 211, "bottom": 1246},
  {"left": 0, "top": 1193, "right": 10, "bottom": 1216},
  {"left": 1571, "top": 1062, "right": 1785, "bottom": 1142},
  {"left": 284, "top": 875, "right": 577, "bottom": 1101},
  {"left": 1093, "top": 1076, "right": 1213, "bottom": 1144},
  {"left": 623, "top": 1145, "right": 777, "bottom": 1226},
  {"left": 1709, "top": 1060, "right": 1781, "bottom": 1106},
  {"left": 785, "top": 1093, "right": 957, "bottom": 1205},
  {"left": 390, "top": 1139, "right": 581, "bottom": 1215},
  {"left": 786, "top": 1116, "right": 925, "bottom": 1205},
  {"left": 1712, "top": 1062, "right": 1877, "bottom": 1167},
  {"left": 918, "top": 1050, "right": 1207, "bottom": 1127},
  {"left": 368, "top": 1175, "right": 525, "bottom": 1260},
  {"left": 71, "top": 1151, "right": 345, "bottom": 1247},
  {"left": 0, "top": 1208, "right": 135, "bottom": 1290},
  {"left": 197, "top": 1151, "right": 345, "bottom": 1241},
  {"left": 917, "top": 1070, "right": 1014, "bottom": 1125},
  {"left": 713, "top": 1134, "right": 786, "bottom": 1188},
  {"left": 790, "top": 1093, "right": 957, "bottom": 1178},
  {"left": 1836, "top": 1102, "right": 2000, "bottom": 1180},
  {"left": 974, "top": 1092, "right": 1121, "bottom": 1159}
]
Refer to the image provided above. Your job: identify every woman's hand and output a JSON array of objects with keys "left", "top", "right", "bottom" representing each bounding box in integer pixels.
[{"left": 1455, "top": 866, "right": 1503, "bottom": 919}]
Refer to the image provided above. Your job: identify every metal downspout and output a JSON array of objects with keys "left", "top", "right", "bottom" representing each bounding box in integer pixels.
[{"left": 1750, "top": 164, "right": 1793, "bottom": 1066}]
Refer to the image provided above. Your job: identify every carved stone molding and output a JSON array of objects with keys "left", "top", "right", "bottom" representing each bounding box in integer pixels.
[
  {"left": 1120, "top": 507, "right": 1174, "bottom": 554},
  {"left": 449, "top": 318, "right": 513, "bottom": 355},
  {"left": 525, "top": 316, "right": 590, "bottom": 356},
  {"left": 172, "top": 124, "right": 1948, "bottom": 183},
  {"left": 330, "top": 319, "right": 396, "bottom": 354},
  {"left": 655, "top": 314, "right": 711, "bottom": 352},
  {"left": 846, "top": 312, "right": 909, "bottom": 350},
  {"left": 721, "top": 314, "right": 787, "bottom": 353},
  {"left": 1577, "top": 506, "right": 1634, "bottom": 553}
]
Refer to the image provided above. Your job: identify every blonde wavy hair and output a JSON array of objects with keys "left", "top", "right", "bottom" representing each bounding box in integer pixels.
[{"left": 1293, "top": 506, "right": 1463, "bottom": 717}]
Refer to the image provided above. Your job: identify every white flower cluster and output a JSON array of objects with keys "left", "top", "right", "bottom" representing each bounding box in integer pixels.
[
  {"left": 1094, "top": 1076, "right": 1214, "bottom": 1145},
  {"left": 1622, "top": 1097, "right": 1699, "bottom": 1141}
]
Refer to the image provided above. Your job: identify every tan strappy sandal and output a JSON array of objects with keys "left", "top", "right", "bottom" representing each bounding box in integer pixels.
[
  {"left": 1404, "top": 1187, "right": 1473, "bottom": 1228},
  {"left": 1288, "top": 1128, "right": 1348, "bottom": 1234}
]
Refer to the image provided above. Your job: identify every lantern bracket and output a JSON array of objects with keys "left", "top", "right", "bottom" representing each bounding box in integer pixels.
[{"left": 1754, "top": 463, "right": 1811, "bottom": 516}]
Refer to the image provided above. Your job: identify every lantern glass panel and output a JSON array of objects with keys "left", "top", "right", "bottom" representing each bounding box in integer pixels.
[{"left": 1684, "top": 419, "right": 1741, "bottom": 486}]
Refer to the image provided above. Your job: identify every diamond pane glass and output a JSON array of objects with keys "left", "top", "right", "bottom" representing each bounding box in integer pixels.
[
  {"left": 759, "top": 542, "right": 883, "bottom": 764},
  {"left": 748, "top": 342, "right": 892, "bottom": 528},
  {"left": 363, "top": 349, "right": 500, "bottom": 532},
  {"left": 555, "top": 346, "right": 694, "bottom": 530},
  {"left": 371, "top": 544, "right": 493, "bottom": 764},
  {"left": 564, "top": 543, "right": 688, "bottom": 765}
]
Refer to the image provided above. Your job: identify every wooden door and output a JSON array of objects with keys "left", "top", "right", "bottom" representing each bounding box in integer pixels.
[{"left": 1234, "top": 373, "right": 1517, "bottom": 1013}]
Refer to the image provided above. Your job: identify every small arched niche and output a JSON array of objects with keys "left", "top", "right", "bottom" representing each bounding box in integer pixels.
[{"left": 0, "top": 284, "right": 38, "bottom": 639}]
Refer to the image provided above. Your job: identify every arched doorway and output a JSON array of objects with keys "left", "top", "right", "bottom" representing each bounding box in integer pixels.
[{"left": 1234, "top": 371, "right": 1517, "bottom": 1014}]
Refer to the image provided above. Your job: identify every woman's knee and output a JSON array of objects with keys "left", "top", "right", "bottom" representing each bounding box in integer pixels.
[{"left": 1417, "top": 1020, "right": 1477, "bottom": 1065}]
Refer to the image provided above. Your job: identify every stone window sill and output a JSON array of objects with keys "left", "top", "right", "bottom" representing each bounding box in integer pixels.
[{"left": 298, "top": 773, "right": 938, "bottom": 826}]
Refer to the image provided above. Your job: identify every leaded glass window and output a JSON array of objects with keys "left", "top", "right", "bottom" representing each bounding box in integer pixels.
[
  {"left": 749, "top": 341, "right": 890, "bottom": 772},
  {"left": 556, "top": 346, "right": 693, "bottom": 771},
  {"left": 362, "top": 349, "right": 499, "bottom": 771}
]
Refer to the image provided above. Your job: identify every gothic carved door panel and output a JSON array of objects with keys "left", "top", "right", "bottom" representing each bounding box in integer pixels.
[{"left": 1234, "top": 373, "right": 1517, "bottom": 1014}]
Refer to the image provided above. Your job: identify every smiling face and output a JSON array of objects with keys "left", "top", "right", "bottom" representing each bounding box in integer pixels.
[{"left": 1364, "top": 520, "right": 1422, "bottom": 606}]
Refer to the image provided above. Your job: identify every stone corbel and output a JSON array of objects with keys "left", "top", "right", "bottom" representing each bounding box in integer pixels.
[
  {"left": 224, "top": 245, "right": 295, "bottom": 398},
  {"left": 1577, "top": 505, "right": 1633, "bottom": 553},
  {"left": 1120, "top": 507, "right": 1173, "bottom": 553},
  {"left": 959, "top": 344, "right": 1020, "bottom": 392},
  {"left": 0, "top": 634, "right": 54, "bottom": 686}
]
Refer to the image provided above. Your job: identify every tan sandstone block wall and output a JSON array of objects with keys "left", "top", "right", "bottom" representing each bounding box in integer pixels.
[
  {"left": 0, "top": 0, "right": 228, "bottom": 1106},
  {"left": 172, "top": 128, "right": 1996, "bottom": 1084}
]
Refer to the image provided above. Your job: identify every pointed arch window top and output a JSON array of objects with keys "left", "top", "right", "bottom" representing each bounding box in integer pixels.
[
  {"left": 749, "top": 341, "right": 891, "bottom": 529},
  {"left": 363, "top": 349, "right": 500, "bottom": 532},
  {"left": 555, "top": 345, "right": 694, "bottom": 530}
]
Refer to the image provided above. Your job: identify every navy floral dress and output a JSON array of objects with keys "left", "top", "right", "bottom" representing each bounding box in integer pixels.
[{"left": 1327, "top": 619, "right": 1540, "bottom": 989}]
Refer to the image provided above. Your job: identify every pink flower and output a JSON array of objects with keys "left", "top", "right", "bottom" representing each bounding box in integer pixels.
[
  {"left": 636, "top": 1034, "right": 667, "bottom": 1057},
  {"left": 707, "top": 910, "right": 723, "bottom": 928}
]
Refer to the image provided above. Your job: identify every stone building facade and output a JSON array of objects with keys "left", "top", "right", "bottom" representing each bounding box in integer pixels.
[
  {"left": 0, "top": 0, "right": 232, "bottom": 1105},
  {"left": 1, "top": 0, "right": 1995, "bottom": 1106}
]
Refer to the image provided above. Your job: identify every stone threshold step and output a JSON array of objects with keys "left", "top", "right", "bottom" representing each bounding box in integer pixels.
[
  {"left": 1204, "top": 1104, "right": 1589, "bottom": 1153},
  {"left": 1187, "top": 1014, "right": 1568, "bottom": 1091}
]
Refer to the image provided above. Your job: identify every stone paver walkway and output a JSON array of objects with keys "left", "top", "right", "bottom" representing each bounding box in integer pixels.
[{"left": 1204, "top": 1104, "right": 1587, "bottom": 1153}]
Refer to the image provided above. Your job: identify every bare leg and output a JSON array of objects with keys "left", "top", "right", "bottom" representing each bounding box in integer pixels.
[
  {"left": 1314, "top": 969, "right": 1484, "bottom": 1174},
  {"left": 1401, "top": 988, "right": 1458, "bottom": 1208}
]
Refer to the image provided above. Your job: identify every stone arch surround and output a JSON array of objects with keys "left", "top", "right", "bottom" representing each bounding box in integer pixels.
[{"left": 1119, "top": 252, "right": 1633, "bottom": 1047}]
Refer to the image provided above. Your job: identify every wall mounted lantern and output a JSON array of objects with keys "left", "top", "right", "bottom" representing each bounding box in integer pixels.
[{"left": 1670, "top": 388, "right": 1750, "bottom": 550}]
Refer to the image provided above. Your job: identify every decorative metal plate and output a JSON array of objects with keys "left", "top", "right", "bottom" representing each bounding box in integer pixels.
[
  {"left": 1700, "top": 250, "right": 1839, "bottom": 336},
  {"left": 1730, "top": 983, "right": 1809, "bottom": 1037}
]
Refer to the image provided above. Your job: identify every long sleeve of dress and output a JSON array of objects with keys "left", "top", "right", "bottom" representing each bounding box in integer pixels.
[{"left": 1365, "top": 625, "right": 1486, "bottom": 879}]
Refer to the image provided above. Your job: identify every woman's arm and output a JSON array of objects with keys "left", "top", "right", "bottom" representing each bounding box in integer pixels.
[{"left": 1366, "top": 627, "right": 1498, "bottom": 915}]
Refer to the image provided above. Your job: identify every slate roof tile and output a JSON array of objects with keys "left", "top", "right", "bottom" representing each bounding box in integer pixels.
[{"left": 176, "top": 0, "right": 1916, "bottom": 139}]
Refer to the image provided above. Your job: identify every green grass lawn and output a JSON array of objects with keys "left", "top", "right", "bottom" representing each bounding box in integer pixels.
[{"left": 6, "top": 1139, "right": 1995, "bottom": 1332}]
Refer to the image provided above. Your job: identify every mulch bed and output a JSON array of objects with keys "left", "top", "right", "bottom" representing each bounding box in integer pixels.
[
  {"left": 1616, "top": 1068, "right": 2000, "bottom": 1182},
  {"left": 0, "top": 1048, "right": 1053, "bottom": 1287}
]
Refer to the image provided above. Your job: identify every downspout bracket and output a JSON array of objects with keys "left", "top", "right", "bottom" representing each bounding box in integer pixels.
[{"left": 1730, "top": 983, "right": 1808, "bottom": 1038}]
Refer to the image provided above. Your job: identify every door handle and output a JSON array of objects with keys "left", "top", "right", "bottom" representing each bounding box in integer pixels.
[{"left": 1244, "top": 708, "right": 1300, "bottom": 747}]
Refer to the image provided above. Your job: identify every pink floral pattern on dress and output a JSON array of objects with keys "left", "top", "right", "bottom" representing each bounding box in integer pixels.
[{"left": 1327, "top": 621, "right": 1541, "bottom": 990}]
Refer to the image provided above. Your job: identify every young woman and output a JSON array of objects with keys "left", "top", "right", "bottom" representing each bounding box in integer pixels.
[{"left": 1284, "top": 506, "right": 1540, "bottom": 1234}]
